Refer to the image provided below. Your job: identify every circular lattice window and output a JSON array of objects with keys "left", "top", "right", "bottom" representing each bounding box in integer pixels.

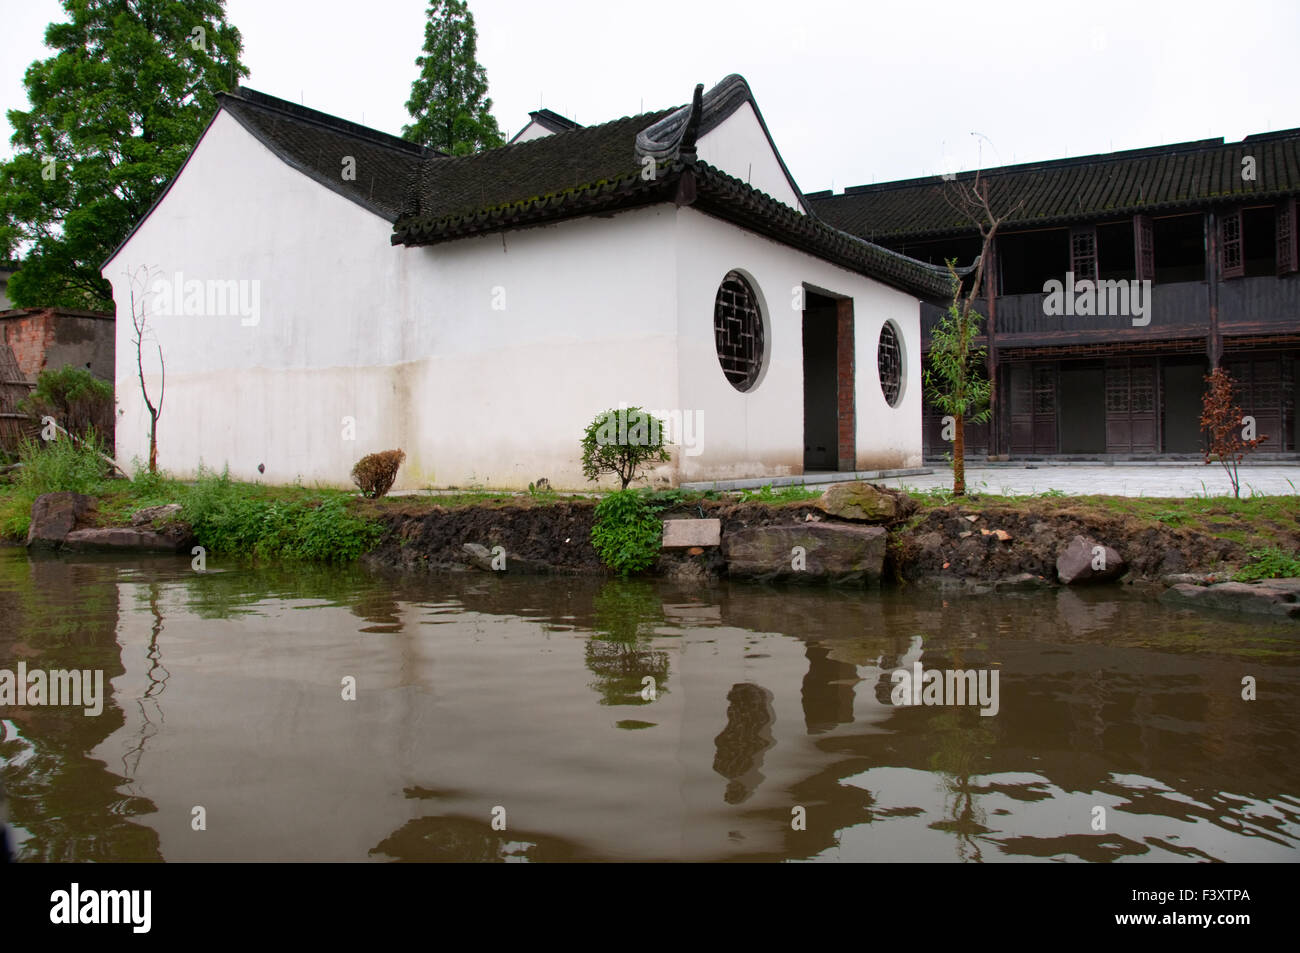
[
  {"left": 713, "top": 271, "right": 764, "bottom": 392},
  {"left": 878, "top": 321, "right": 903, "bottom": 407}
]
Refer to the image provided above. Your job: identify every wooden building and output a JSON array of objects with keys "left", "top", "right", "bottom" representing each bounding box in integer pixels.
[{"left": 809, "top": 129, "right": 1300, "bottom": 460}]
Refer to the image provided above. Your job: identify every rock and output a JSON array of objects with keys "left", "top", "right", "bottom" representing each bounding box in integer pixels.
[
  {"left": 661, "top": 518, "right": 721, "bottom": 548},
  {"left": 958, "top": 531, "right": 973, "bottom": 539},
  {"left": 1056, "top": 535, "right": 1126, "bottom": 585},
  {"left": 687, "top": 547, "right": 704, "bottom": 556},
  {"left": 26, "top": 492, "right": 97, "bottom": 549},
  {"left": 461, "top": 542, "right": 550, "bottom": 574},
  {"left": 994, "top": 572, "right": 1051, "bottom": 591},
  {"left": 724, "top": 523, "right": 887, "bottom": 584},
  {"left": 64, "top": 525, "right": 195, "bottom": 553},
  {"left": 965, "top": 515, "right": 979, "bottom": 523},
  {"left": 1161, "top": 572, "right": 1218, "bottom": 587},
  {"left": 815, "top": 482, "right": 916, "bottom": 524},
  {"left": 993, "top": 529, "right": 1012, "bottom": 541},
  {"left": 131, "top": 503, "right": 183, "bottom": 527},
  {"left": 1160, "top": 578, "right": 1300, "bottom": 620}
]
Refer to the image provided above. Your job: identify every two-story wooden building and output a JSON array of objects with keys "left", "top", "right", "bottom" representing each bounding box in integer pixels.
[{"left": 810, "top": 129, "right": 1300, "bottom": 460}]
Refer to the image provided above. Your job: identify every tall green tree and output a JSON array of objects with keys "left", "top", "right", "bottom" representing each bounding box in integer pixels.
[
  {"left": 401, "top": 0, "right": 503, "bottom": 155},
  {"left": 0, "top": 0, "right": 248, "bottom": 311}
]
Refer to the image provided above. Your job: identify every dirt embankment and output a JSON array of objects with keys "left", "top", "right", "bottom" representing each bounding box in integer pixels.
[
  {"left": 362, "top": 494, "right": 1292, "bottom": 585},
  {"left": 893, "top": 502, "right": 1247, "bottom": 583}
]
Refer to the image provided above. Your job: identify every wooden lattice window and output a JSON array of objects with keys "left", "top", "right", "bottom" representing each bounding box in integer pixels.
[
  {"left": 1070, "top": 226, "right": 1098, "bottom": 280},
  {"left": 1278, "top": 199, "right": 1299, "bottom": 276},
  {"left": 1134, "top": 214, "right": 1155, "bottom": 281},
  {"left": 714, "top": 271, "right": 764, "bottom": 392},
  {"left": 878, "top": 321, "right": 903, "bottom": 407},
  {"left": 1220, "top": 209, "right": 1244, "bottom": 279}
]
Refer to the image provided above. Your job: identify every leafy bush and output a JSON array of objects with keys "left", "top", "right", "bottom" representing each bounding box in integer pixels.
[
  {"left": 581, "top": 407, "right": 670, "bottom": 489},
  {"left": 17, "top": 365, "right": 114, "bottom": 443},
  {"left": 351, "top": 449, "right": 406, "bottom": 498},
  {"left": 1232, "top": 548, "right": 1300, "bottom": 582},
  {"left": 591, "top": 489, "right": 662, "bottom": 577}
]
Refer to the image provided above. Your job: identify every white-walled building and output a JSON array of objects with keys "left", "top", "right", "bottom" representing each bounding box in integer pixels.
[{"left": 103, "top": 75, "right": 952, "bottom": 490}]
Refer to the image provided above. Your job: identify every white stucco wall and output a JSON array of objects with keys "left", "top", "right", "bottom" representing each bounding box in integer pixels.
[
  {"left": 106, "top": 109, "right": 682, "bottom": 490},
  {"left": 508, "top": 120, "right": 553, "bottom": 144},
  {"left": 671, "top": 208, "right": 923, "bottom": 482},
  {"left": 106, "top": 107, "right": 919, "bottom": 491},
  {"left": 696, "top": 103, "right": 804, "bottom": 211}
]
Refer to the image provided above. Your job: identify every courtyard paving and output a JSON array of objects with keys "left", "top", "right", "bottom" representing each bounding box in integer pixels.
[{"left": 874, "top": 463, "right": 1300, "bottom": 498}]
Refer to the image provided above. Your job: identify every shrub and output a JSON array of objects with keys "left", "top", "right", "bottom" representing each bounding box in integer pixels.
[
  {"left": 591, "top": 489, "right": 662, "bottom": 577},
  {"left": 351, "top": 449, "right": 406, "bottom": 498},
  {"left": 17, "top": 365, "right": 114, "bottom": 444},
  {"left": 1232, "top": 547, "right": 1300, "bottom": 582},
  {"left": 581, "top": 407, "right": 670, "bottom": 489}
]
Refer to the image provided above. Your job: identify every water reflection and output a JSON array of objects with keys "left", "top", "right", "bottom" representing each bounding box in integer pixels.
[{"left": 1, "top": 546, "right": 1297, "bottom": 862}]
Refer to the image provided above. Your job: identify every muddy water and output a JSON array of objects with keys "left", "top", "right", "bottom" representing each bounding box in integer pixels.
[{"left": 1, "top": 547, "right": 1297, "bottom": 863}]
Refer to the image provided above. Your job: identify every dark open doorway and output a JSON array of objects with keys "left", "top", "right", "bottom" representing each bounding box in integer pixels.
[{"left": 803, "top": 289, "right": 854, "bottom": 471}]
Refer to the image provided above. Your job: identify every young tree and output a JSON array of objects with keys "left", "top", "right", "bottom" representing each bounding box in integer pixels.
[
  {"left": 928, "top": 171, "right": 1023, "bottom": 495},
  {"left": 402, "top": 0, "right": 503, "bottom": 155},
  {"left": 1201, "top": 366, "right": 1266, "bottom": 498},
  {"left": 127, "top": 266, "right": 164, "bottom": 473},
  {"left": 924, "top": 262, "right": 992, "bottom": 496},
  {"left": 0, "top": 1, "right": 248, "bottom": 311},
  {"left": 581, "top": 407, "right": 670, "bottom": 490}
]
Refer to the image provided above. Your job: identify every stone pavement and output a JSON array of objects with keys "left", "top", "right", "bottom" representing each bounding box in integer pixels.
[{"left": 874, "top": 463, "right": 1300, "bottom": 498}]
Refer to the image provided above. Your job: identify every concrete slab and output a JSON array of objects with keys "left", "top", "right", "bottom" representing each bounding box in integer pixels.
[
  {"left": 875, "top": 464, "right": 1300, "bottom": 498},
  {"left": 662, "top": 518, "right": 721, "bottom": 548}
]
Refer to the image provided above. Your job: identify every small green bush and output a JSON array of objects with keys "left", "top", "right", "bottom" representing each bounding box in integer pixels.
[
  {"left": 1232, "top": 548, "right": 1300, "bottom": 582},
  {"left": 591, "top": 489, "right": 662, "bottom": 577},
  {"left": 581, "top": 407, "right": 670, "bottom": 489}
]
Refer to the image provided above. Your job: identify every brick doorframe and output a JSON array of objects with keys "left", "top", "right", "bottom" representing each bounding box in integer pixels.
[{"left": 835, "top": 298, "right": 856, "bottom": 470}]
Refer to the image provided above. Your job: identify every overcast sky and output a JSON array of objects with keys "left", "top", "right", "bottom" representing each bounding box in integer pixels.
[{"left": 2, "top": 0, "right": 1298, "bottom": 193}]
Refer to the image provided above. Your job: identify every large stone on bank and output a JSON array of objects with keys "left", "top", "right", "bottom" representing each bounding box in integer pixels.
[
  {"left": 1160, "top": 578, "right": 1300, "bottom": 620},
  {"left": 26, "top": 492, "right": 98, "bottom": 549},
  {"left": 131, "top": 503, "right": 184, "bottom": 527},
  {"left": 815, "top": 481, "right": 916, "bottom": 524},
  {"left": 64, "top": 523, "right": 195, "bottom": 554},
  {"left": 1056, "top": 535, "right": 1126, "bottom": 585},
  {"left": 661, "top": 518, "right": 721, "bottom": 548},
  {"left": 722, "top": 523, "right": 887, "bottom": 584}
]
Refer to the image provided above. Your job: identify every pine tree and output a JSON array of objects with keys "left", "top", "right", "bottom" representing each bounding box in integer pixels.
[
  {"left": 402, "top": 0, "right": 503, "bottom": 155},
  {"left": 0, "top": 0, "right": 249, "bottom": 310}
]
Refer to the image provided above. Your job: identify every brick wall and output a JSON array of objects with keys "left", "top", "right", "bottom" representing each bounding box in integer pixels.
[
  {"left": 836, "top": 298, "right": 856, "bottom": 470},
  {"left": 0, "top": 308, "right": 114, "bottom": 382}
]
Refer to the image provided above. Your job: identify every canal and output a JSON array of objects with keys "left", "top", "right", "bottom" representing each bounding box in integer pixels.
[{"left": 1, "top": 548, "right": 1297, "bottom": 862}]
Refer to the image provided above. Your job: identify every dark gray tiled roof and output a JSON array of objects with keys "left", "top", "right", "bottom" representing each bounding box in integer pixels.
[{"left": 811, "top": 129, "right": 1300, "bottom": 241}]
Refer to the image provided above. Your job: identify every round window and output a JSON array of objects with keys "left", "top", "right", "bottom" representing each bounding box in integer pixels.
[
  {"left": 878, "top": 321, "right": 903, "bottom": 407},
  {"left": 713, "top": 271, "right": 764, "bottom": 392}
]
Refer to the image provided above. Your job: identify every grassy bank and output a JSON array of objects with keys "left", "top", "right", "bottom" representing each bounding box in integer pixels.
[{"left": 1, "top": 438, "right": 1296, "bottom": 580}]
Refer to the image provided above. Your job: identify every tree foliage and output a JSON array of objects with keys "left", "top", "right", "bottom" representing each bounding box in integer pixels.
[
  {"left": 0, "top": 0, "right": 248, "bottom": 310},
  {"left": 17, "top": 364, "right": 114, "bottom": 440},
  {"left": 924, "top": 262, "right": 991, "bottom": 495},
  {"left": 1201, "top": 366, "right": 1266, "bottom": 498},
  {"left": 581, "top": 407, "right": 670, "bottom": 490},
  {"left": 401, "top": 0, "right": 503, "bottom": 155}
]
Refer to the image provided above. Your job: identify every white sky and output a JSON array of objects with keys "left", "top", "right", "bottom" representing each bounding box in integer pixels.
[{"left": 1, "top": 0, "right": 1298, "bottom": 193}]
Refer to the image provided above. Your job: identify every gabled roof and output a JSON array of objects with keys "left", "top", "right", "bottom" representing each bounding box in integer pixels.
[
  {"left": 393, "top": 75, "right": 951, "bottom": 297},
  {"left": 527, "top": 109, "right": 581, "bottom": 134},
  {"left": 810, "top": 128, "right": 1300, "bottom": 242},
  {"left": 219, "top": 87, "right": 438, "bottom": 222}
]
